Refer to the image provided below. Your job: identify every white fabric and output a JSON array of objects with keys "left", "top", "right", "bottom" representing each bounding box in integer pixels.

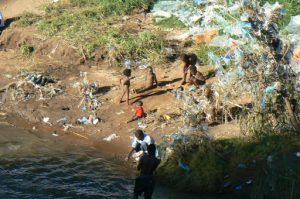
[
  {"left": 131, "top": 133, "right": 154, "bottom": 148},
  {"left": 0, "top": 12, "right": 4, "bottom": 28}
]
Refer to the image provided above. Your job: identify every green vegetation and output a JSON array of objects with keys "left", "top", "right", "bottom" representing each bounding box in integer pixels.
[
  {"left": 258, "top": 0, "right": 299, "bottom": 28},
  {"left": 192, "top": 44, "right": 226, "bottom": 65},
  {"left": 16, "top": 0, "right": 166, "bottom": 64},
  {"left": 19, "top": 43, "right": 34, "bottom": 56},
  {"left": 157, "top": 134, "right": 300, "bottom": 197},
  {"left": 154, "top": 16, "right": 186, "bottom": 29},
  {"left": 16, "top": 13, "right": 42, "bottom": 27}
]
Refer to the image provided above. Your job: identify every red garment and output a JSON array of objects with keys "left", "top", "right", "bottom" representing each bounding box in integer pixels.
[{"left": 135, "top": 106, "right": 145, "bottom": 117}]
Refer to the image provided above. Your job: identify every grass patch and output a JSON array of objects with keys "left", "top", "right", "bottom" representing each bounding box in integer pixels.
[
  {"left": 191, "top": 44, "right": 227, "bottom": 65},
  {"left": 157, "top": 134, "right": 300, "bottom": 197},
  {"left": 258, "top": 0, "right": 300, "bottom": 28},
  {"left": 16, "top": 13, "right": 42, "bottom": 27},
  {"left": 154, "top": 16, "right": 186, "bottom": 29},
  {"left": 19, "top": 43, "right": 34, "bottom": 56},
  {"left": 16, "top": 0, "right": 166, "bottom": 64}
]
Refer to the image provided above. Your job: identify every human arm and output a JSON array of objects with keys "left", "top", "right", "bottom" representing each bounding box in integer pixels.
[
  {"left": 182, "top": 64, "right": 188, "bottom": 85},
  {"left": 153, "top": 73, "right": 158, "bottom": 86},
  {"left": 126, "top": 148, "right": 135, "bottom": 161}
]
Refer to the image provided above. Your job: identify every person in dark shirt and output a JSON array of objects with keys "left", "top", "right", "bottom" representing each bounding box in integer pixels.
[{"left": 134, "top": 144, "right": 160, "bottom": 199}]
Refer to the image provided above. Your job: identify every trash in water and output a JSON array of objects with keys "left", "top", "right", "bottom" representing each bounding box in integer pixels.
[
  {"left": 223, "top": 181, "right": 231, "bottom": 188},
  {"left": 246, "top": 180, "right": 253, "bottom": 185},
  {"left": 238, "top": 163, "right": 247, "bottom": 169},
  {"left": 178, "top": 162, "right": 191, "bottom": 172},
  {"left": 103, "top": 133, "right": 119, "bottom": 142},
  {"left": 32, "top": 126, "right": 36, "bottom": 130},
  {"left": 0, "top": 112, "right": 7, "bottom": 116},
  {"left": 235, "top": 185, "right": 242, "bottom": 190},
  {"left": 296, "top": 152, "right": 300, "bottom": 157},
  {"left": 224, "top": 174, "right": 230, "bottom": 179},
  {"left": 267, "top": 155, "right": 273, "bottom": 162}
]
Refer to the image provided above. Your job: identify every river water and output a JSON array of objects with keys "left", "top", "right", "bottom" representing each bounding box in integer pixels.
[{"left": 0, "top": 124, "right": 200, "bottom": 199}]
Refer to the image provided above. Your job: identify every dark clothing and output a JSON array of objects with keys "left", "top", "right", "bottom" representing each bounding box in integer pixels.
[
  {"left": 134, "top": 176, "right": 155, "bottom": 199},
  {"left": 134, "top": 154, "right": 160, "bottom": 199}
]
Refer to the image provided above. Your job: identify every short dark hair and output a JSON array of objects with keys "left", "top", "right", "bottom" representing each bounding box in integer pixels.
[
  {"left": 123, "top": 69, "right": 131, "bottom": 77},
  {"left": 136, "top": 101, "right": 143, "bottom": 106},
  {"left": 181, "top": 53, "right": 197, "bottom": 65},
  {"left": 147, "top": 144, "right": 156, "bottom": 155},
  {"left": 135, "top": 130, "right": 144, "bottom": 140}
]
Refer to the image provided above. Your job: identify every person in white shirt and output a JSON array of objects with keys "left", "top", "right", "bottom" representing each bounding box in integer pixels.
[
  {"left": 127, "top": 130, "right": 155, "bottom": 160},
  {"left": 0, "top": 12, "right": 5, "bottom": 28}
]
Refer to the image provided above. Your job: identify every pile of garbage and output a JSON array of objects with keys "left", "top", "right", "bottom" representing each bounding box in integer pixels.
[
  {"left": 0, "top": 72, "right": 63, "bottom": 102},
  {"left": 75, "top": 72, "right": 102, "bottom": 125},
  {"left": 153, "top": 0, "right": 300, "bottom": 135}
]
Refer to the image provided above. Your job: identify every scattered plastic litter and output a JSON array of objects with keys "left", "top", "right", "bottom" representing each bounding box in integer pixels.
[
  {"left": 223, "top": 181, "right": 231, "bottom": 188},
  {"left": 52, "top": 132, "right": 59, "bottom": 137},
  {"left": 178, "top": 162, "right": 191, "bottom": 172},
  {"left": 25, "top": 73, "right": 55, "bottom": 87},
  {"left": 238, "top": 163, "right": 247, "bottom": 169},
  {"left": 77, "top": 117, "right": 89, "bottom": 124},
  {"left": 43, "top": 117, "right": 50, "bottom": 123},
  {"left": 103, "top": 133, "right": 119, "bottom": 142},
  {"left": 224, "top": 174, "right": 230, "bottom": 179},
  {"left": 116, "top": 110, "right": 125, "bottom": 115},
  {"left": 0, "top": 112, "right": 7, "bottom": 116},
  {"left": 267, "top": 155, "right": 273, "bottom": 163},
  {"left": 246, "top": 180, "right": 253, "bottom": 185},
  {"left": 235, "top": 185, "right": 242, "bottom": 190},
  {"left": 138, "top": 122, "right": 147, "bottom": 129},
  {"left": 56, "top": 117, "right": 68, "bottom": 125}
]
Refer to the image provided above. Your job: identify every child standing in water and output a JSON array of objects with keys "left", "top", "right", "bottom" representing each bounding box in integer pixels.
[{"left": 119, "top": 68, "right": 132, "bottom": 105}]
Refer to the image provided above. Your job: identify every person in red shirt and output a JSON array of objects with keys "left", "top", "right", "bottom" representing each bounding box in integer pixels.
[{"left": 127, "top": 101, "right": 146, "bottom": 123}]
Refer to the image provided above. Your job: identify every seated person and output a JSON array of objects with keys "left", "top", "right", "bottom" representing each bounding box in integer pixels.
[
  {"left": 189, "top": 65, "right": 206, "bottom": 86},
  {"left": 127, "top": 101, "right": 146, "bottom": 123},
  {"left": 135, "top": 67, "right": 158, "bottom": 94},
  {"left": 180, "top": 53, "right": 198, "bottom": 85}
]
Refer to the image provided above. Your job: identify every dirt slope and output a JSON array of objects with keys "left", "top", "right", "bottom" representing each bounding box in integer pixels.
[{"left": 0, "top": 0, "right": 49, "bottom": 18}]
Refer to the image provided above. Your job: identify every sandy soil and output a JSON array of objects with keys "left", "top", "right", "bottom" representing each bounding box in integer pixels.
[
  {"left": 0, "top": 0, "right": 242, "bottom": 160},
  {"left": 0, "top": 0, "right": 50, "bottom": 18}
]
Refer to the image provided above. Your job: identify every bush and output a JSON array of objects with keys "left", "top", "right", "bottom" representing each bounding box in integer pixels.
[{"left": 19, "top": 43, "right": 34, "bottom": 56}]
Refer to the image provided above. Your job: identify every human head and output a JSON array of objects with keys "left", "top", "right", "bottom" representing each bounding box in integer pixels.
[
  {"left": 147, "top": 66, "right": 153, "bottom": 73},
  {"left": 123, "top": 68, "right": 131, "bottom": 77},
  {"left": 147, "top": 144, "right": 156, "bottom": 156},
  {"left": 180, "top": 53, "right": 189, "bottom": 63},
  {"left": 136, "top": 101, "right": 143, "bottom": 107},
  {"left": 134, "top": 129, "right": 144, "bottom": 140}
]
